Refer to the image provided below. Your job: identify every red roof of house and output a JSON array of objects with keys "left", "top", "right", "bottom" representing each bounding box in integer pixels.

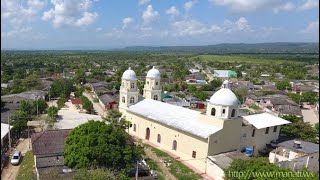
[{"left": 70, "top": 98, "right": 82, "bottom": 104}]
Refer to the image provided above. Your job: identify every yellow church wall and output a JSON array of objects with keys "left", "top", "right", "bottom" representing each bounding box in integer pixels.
[
  {"left": 240, "top": 125, "right": 281, "bottom": 156},
  {"left": 207, "top": 118, "right": 242, "bottom": 155},
  {"left": 125, "top": 111, "right": 210, "bottom": 172}
]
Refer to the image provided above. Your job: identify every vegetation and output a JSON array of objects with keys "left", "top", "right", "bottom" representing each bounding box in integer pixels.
[
  {"left": 249, "top": 104, "right": 261, "bottom": 111},
  {"left": 16, "top": 151, "right": 35, "bottom": 180},
  {"left": 47, "top": 106, "right": 58, "bottom": 121},
  {"left": 50, "top": 78, "right": 75, "bottom": 98},
  {"left": 144, "top": 144, "right": 201, "bottom": 179},
  {"left": 80, "top": 95, "right": 93, "bottom": 113},
  {"left": 10, "top": 110, "right": 32, "bottom": 136},
  {"left": 103, "top": 109, "right": 131, "bottom": 130},
  {"left": 19, "top": 100, "right": 33, "bottom": 115},
  {"left": 224, "top": 157, "right": 319, "bottom": 180},
  {"left": 276, "top": 80, "right": 291, "bottom": 91},
  {"left": 280, "top": 115, "right": 318, "bottom": 143},
  {"left": 32, "top": 99, "right": 48, "bottom": 114},
  {"left": 72, "top": 168, "right": 129, "bottom": 180},
  {"left": 64, "top": 121, "right": 144, "bottom": 170}
]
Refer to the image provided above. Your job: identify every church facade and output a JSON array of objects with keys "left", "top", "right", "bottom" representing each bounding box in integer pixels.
[{"left": 119, "top": 66, "right": 291, "bottom": 174}]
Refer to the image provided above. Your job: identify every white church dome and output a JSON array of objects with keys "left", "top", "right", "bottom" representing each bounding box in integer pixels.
[
  {"left": 146, "top": 66, "right": 161, "bottom": 78},
  {"left": 209, "top": 80, "right": 240, "bottom": 106},
  {"left": 122, "top": 67, "right": 137, "bottom": 80}
]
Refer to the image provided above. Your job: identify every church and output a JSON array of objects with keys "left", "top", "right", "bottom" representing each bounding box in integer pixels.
[{"left": 119, "top": 66, "right": 291, "bottom": 174}]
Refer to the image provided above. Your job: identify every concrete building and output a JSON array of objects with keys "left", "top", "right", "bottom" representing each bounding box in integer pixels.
[
  {"left": 269, "top": 140, "right": 319, "bottom": 172},
  {"left": 119, "top": 67, "right": 291, "bottom": 179}
]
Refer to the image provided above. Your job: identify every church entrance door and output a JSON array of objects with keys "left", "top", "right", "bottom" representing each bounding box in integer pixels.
[{"left": 145, "top": 128, "right": 150, "bottom": 140}]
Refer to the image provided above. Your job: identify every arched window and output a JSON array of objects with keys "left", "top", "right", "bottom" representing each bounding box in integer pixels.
[
  {"left": 172, "top": 140, "right": 177, "bottom": 151},
  {"left": 131, "top": 83, "right": 135, "bottom": 89},
  {"left": 211, "top": 108, "right": 216, "bottom": 116},
  {"left": 130, "top": 97, "right": 135, "bottom": 103},
  {"left": 133, "top": 124, "right": 136, "bottom": 132},
  {"left": 153, "top": 95, "right": 158, "bottom": 100},
  {"left": 156, "top": 82, "right": 159, "bottom": 85},
  {"left": 157, "top": 134, "right": 161, "bottom": 143},
  {"left": 122, "top": 97, "right": 125, "bottom": 103},
  {"left": 231, "top": 109, "right": 236, "bottom": 117},
  {"left": 147, "top": 81, "right": 149, "bottom": 85}
]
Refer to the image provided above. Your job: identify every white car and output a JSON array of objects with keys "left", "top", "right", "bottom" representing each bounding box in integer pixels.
[{"left": 11, "top": 150, "right": 21, "bottom": 165}]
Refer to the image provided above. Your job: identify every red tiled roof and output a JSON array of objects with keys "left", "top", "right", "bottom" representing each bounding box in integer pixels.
[
  {"left": 31, "top": 130, "right": 70, "bottom": 155},
  {"left": 70, "top": 98, "right": 82, "bottom": 104}
]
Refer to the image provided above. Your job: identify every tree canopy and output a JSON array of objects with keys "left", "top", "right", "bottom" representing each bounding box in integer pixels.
[
  {"left": 280, "top": 115, "right": 318, "bottom": 143},
  {"left": 50, "top": 78, "right": 75, "bottom": 98},
  {"left": 64, "top": 121, "right": 143, "bottom": 170}
]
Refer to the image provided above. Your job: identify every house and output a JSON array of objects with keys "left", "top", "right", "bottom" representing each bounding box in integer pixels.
[
  {"left": 98, "top": 93, "right": 119, "bottom": 110},
  {"left": 1, "top": 83, "right": 9, "bottom": 89},
  {"left": 70, "top": 98, "right": 83, "bottom": 112},
  {"left": 269, "top": 139, "right": 319, "bottom": 172},
  {"left": 31, "top": 130, "right": 75, "bottom": 179},
  {"left": 1, "top": 123, "right": 12, "bottom": 151},
  {"left": 118, "top": 67, "right": 291, "bottom": 179},
  {"left": 1, "top": 90, "right": 47, "bottom": 103}
]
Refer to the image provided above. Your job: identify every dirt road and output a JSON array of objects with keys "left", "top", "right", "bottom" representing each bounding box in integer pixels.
[
  {"left": 144, "top": 147, "right": 177, "bottom": 180},
  {"left": 1, "top": 138, "right": 30, "bottom": 180},
  {"left": 83, "top": 92, "right": 105, "bottom": 117}
]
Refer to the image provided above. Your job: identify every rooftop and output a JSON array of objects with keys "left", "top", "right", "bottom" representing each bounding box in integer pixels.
[
  {"left": 128, "top": 99, "right": 222, "bottom": 138},
  {"left": 277, "top": 139, "right": 319, "bottom": 154},
  {"left": 31, "top": 129, "right": 70, "bottom": 155},
  {"left": 1, "top": 123, "right": 13, "bottom": 140},
  {"left": 242, "top": 112, "right": 291, "bottom": 129}
]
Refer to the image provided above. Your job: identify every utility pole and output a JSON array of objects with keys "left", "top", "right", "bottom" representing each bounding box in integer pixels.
[
  {"left": 135, "top": 161, "right": 138, "bottom": 180},
  {"left": 36, "top": 95, "right": 39, "bottom": 116}
]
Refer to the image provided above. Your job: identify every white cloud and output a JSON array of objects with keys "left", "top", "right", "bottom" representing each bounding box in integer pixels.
[
  {"left": 184, "top": 1, "right": 197, "bottom": 11},
  {"left": 142, "top": 5, "right": 159, "bottom": 24},
  {"left": 300, "top": 21, "right": 319, "bottom": 34},
  {"left": 166, "top": 6, "right": 180, "bottom": 17},
  {"left": 298, "top": 0, "right": 319, "bottom": 10},
  {"left": 170, "top": 17, "right": 252, "bottom": 37},
  {"left": 209, "top": 0, "right": 283, "bottom": 12},
  {"left": 138, "top": 0, "right": 150, "bottom": 6},
  {"left": 42, "top": 0, "right": 98, "bottom": 28},
  {"left": 122, "top": 17, "right": 134, "bottom": 29},
  {"left": 3, "top": 26, "right": 33, "bottom": 37},
  {"left": 1, "top": 0, "right": 45, "bottom": 27},
  {"left": 273, "top": 2, "right": 295, "bottom": 13}
]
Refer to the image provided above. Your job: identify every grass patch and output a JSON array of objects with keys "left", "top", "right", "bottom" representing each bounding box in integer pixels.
[
  {"left": 144, "top": 144, "right": 201, "bottom": 180},
  {"left": 249, "top": 104, "right": 262, "bottom": 110},
  {"left": 16, "top": 151, "right": 35, "bottom": 180},
  {"left": 145, "top": 158, "right": 165, "bottom": 180},
  {"left": 240, "top": 109, "right": 250, "bottom": 113}
]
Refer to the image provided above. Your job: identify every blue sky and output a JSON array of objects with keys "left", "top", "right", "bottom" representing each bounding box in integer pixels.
[{"left": 1, "top": 0, "right": 319, "bottom": 49}]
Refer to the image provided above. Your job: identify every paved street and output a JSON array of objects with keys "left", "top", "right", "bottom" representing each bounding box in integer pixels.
[
  {"left": 1, "top": 138, "right": 30, "bottom": 180},
  {"left": 301, "top": 104, "right": 319, "bottom": 125}
]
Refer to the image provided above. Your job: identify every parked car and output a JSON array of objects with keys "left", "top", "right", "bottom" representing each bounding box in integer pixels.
[{"left": 10, "top": 150, "right": 21, "bottom": 165}]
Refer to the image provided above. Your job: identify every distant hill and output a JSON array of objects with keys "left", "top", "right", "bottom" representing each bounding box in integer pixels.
[{"left": 119, "top": 42, "right": 319, "bottom": 54}]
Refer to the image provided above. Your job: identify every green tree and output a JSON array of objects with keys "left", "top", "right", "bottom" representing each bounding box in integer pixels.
[
  {"left": 187, "top": 85, "right": 197, "bottom": 94},
  {"left": 81, "top": 96, "right": 93, "bottom": 113},
  {"left": 10, "top": 110, "right": 31, "bottom": 135},
  {"left": 280, "top": 115, "right": 318, "bottom": 143},
  {"left": 50, "top": 78, "right": 75, "bottom": 98},
  {"left": 314, "top": 123, "right": 319, "bottom": 138},
  {"left": 301, "top": 91, "right": 318, "bottom": 104},
  {"left": 57, "top": 95, "right": 66, "bottom": 109},
  {"left": 47, "top": 106, "right": 58, "bottom": 121},
  {"left": 32, "top": 99, "right": 48, "bottom": 114},
  {"left": 19, "top": 100, "right": 33, "bottom": 114},
  {"left": 234, "top": 88, "right": 248, "bottom": 104},
  {"left": 103, "top": 109, "right": 131, "bottom": 130},
  {"left": 276, "top": 80, "right": 291, "bottom": 91},
  {"left": 64, "top": 121, "right": 143, "bottom": 170},
  {"left": 193, "top": 90, "right": 208, "bottom": 101}
]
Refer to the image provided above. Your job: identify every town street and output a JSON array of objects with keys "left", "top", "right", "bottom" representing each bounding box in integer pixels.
[{"left": 1, "top": 138, "right": 30, "bottom": 180}]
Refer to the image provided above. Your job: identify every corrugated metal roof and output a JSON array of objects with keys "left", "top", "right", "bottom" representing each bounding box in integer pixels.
[{"left": 242, "top": 112, "right": 291, "bottom": 129}]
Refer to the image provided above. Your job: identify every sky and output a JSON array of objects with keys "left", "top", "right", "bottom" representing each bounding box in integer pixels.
[{"left": 1, "top": 0, "right": 319, "bottom": 50}]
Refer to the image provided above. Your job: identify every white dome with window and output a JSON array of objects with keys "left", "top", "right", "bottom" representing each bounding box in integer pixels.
[
  {"left": 146, "top": 66, "right": 161, "bottom": 78},
  {"left": 122, "top": 67, "right": 137, "bottom": 80},
  {"left": 209, "top": 80, "right": 240, "bottom": 106}
]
